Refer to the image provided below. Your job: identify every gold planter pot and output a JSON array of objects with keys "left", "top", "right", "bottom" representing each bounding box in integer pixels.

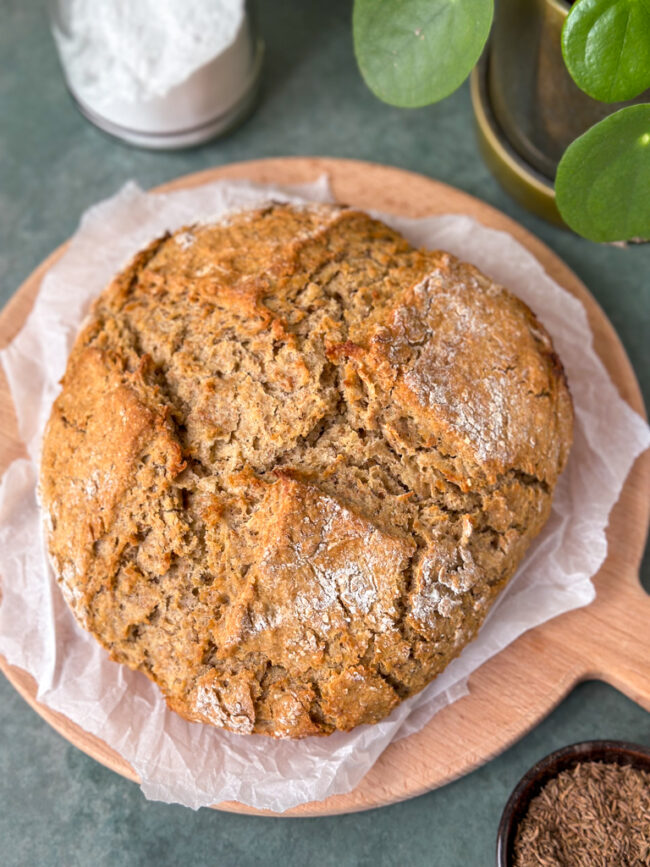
[{"left": 471, "top": 0, "right": 647, "bottom": 227}]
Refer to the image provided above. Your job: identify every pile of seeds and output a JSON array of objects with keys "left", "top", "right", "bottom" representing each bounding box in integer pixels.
[{"left": 513, "top": 760, "right": 650, "bottom": 866}]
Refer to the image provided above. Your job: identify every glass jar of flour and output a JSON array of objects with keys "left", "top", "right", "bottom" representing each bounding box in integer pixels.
[{"left": 48, "top": 0, "right": 263, "bottom": 149}]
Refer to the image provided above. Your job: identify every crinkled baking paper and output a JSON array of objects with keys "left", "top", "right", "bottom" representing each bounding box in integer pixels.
[{"left": 1, "top": 177, "right": 648, "bottom": 811}]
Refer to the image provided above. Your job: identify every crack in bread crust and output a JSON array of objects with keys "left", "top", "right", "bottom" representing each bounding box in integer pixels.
[{"left": 39, "top": 204, "right": 573, "bottom": 738}]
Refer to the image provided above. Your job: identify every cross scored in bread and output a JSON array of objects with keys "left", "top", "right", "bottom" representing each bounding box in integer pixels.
[{"left": 40, "top": 205, "right": 573, "bottom": 737}]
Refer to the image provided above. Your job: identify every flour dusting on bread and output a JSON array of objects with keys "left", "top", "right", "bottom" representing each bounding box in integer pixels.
[{"left": 39, "top": 204, "right": 572, "bottom": 737}]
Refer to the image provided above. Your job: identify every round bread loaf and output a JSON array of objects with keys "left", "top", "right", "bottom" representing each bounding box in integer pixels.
[{"left": 40, "top": 204, "right": 573, "bottom": 738}]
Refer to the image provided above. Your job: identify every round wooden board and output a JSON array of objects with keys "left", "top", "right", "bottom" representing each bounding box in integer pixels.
[{"left": 1, "top": 158, "right": 649, "bottom": 817}]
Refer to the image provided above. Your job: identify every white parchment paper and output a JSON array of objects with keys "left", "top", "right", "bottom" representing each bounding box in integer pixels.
[{"left": 0, "top": 178, "right": 648, "bottom": 812}]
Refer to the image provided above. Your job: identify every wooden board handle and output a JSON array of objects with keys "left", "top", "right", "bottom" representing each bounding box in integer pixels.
[{"left": 577, "top": 580, "right": 650, "bottom": 711}]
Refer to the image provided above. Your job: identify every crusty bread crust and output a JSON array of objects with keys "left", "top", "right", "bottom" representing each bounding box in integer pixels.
[{"left": 40, "top": 204, "right": 573, "bottom": 737}]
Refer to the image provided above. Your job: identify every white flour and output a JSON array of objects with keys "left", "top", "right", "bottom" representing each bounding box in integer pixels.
[
  {"left": 54, "top": 0, "right": 245, "bottom": 103},
  {"left": 51, "top": 0, "right": 259, "bottom": 145}
]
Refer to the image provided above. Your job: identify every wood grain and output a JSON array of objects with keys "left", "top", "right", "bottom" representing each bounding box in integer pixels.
[{"left": 1, "top": 158, "right": 648, "bottom": 817}]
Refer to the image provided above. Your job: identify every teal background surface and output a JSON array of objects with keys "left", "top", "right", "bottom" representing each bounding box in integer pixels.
[{"left": 0, "top": 2, "right": 648, "bottom": 865}]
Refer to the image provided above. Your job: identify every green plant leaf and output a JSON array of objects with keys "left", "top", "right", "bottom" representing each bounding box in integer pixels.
[
  {"left": 562, "top": 0, "right": 650, "bottom": 102},
  {"left": 555, "top": 105, "right": 650, "bottom": 242},
  {"left": 353, "top": 0, "right": 493, "bottom": 108}
]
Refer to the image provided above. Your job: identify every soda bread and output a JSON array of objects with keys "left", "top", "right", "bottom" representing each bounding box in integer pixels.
[{"left": 40, "top": 204, "right": 573, "bottom": 737}]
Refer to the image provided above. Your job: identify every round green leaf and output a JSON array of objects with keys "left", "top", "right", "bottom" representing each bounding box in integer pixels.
[
  {"left": 555, "top": 105, "right": 650, "bottom": 242},
  {"left": 562, "top": 0, "right": 650, "bottom": 102},
  {"left": 353, "top": 0, "right": 493, "bottom": 108}
]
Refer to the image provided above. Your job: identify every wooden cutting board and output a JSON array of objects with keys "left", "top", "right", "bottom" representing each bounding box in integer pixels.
[{"left": 1, "top": 158, "right": 648, "bottom": 817}]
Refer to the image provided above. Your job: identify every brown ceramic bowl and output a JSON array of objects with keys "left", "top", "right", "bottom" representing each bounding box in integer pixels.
[{"left": 496, "top": 740, "right": 650, "bottom": 866}]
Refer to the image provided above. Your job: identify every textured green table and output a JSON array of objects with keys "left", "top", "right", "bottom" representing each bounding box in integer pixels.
[{"left": 1, "top": 3, "right": 648, "bottom": 865}]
